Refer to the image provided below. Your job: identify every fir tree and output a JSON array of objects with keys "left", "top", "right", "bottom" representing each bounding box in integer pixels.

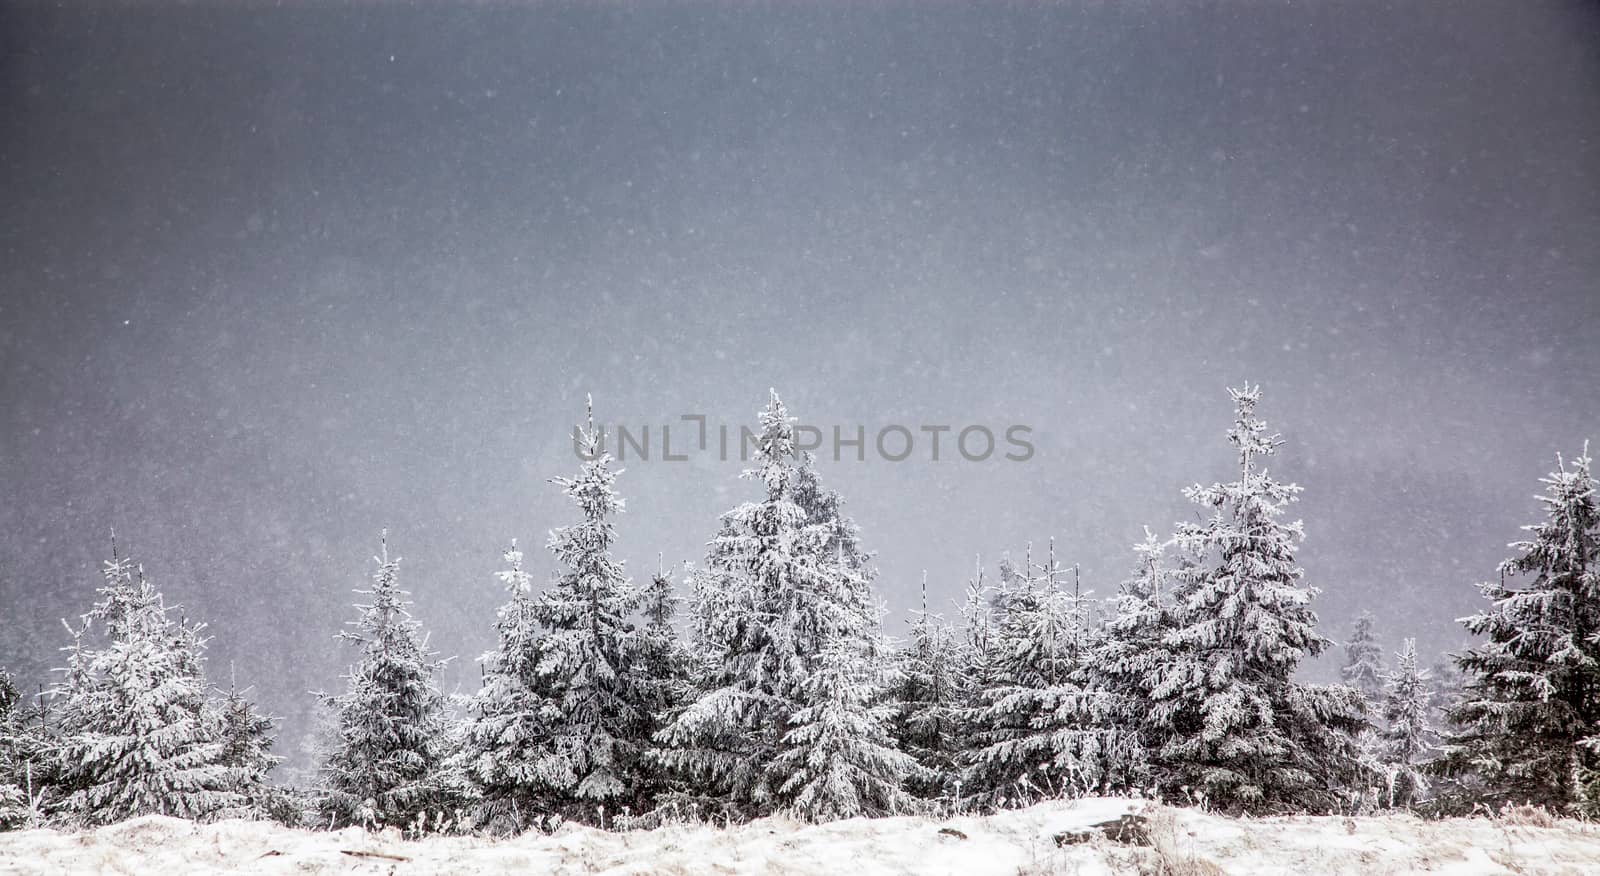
[
  {"left": 0, "top": 670, "right": 22, "bottom": 829},
  {"left": 458, "top": 540, "right": 547, "bottom": 833},
  {"left": 949, "top": 557, "right": 997, "bottom": 808},
  {"left": 962, "top": 543, "right": 1134, "bottom": 806},
  {"left": 319, "top": 533, "right": 451, "bottom": 829},
  {"left": 631, "top": 559, "right": 691, "bottom": 806},
  {"left": 1378, "top": 638, "right": 1434, "bottom": 808},
  {"left": 0, "top": 668, "right": 46, "bottom": 830},
  {"left": 523, "top": 397, "right": 649, "bottom": 820},
  {"left": 53, "top": 551, "right": 249, "bottom": 825},
  {"left": 656, "top": 390, "right": 910, "bottom": 820},
  {"left": 891, "top": 573, "right": 965, "bottom": 799},
  {"left": 957, "top": 558, "right": 1003, "bottom": 712},
  {"left": 1146, "top": 384, "right": 1367, "bottom": 813},
  {"left": 1081, "top": 528, "right": 1180, "bottom": 794},
  {"left": 1440, "top": 446, "right": 1600, "bottom": 815},
  {"left": 774, "top": 638, "right": 915, "bottom": 821},
  {"left": 1341, "top": 613, "right": 1386, "bottom": 700},
  {"left": 215, "top": 669, "right": 284, "bottom": 820}
]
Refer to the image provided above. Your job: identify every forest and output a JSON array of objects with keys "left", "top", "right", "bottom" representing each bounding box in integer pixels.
[{"left": 2, "top": 385, "right": 1595, "bottom": 837}]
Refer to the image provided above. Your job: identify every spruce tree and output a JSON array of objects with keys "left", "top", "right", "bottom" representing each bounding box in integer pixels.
[
  {"left": 956, "top": 559, "right": 1003, "bottom": 729},
  {"left": 962, "top": 543, "right": 1133, "bottom": 806},
  {"left": 215, "top": 671, "right": 284, "bottom": 820},
  {"left": 948, "top": 558, "right": 998, "bottom": 809},
  {"left": 0, "top": 668, "right": 45, "bottom": 830},
  {"left": 656, "top": 390, "right": 910, "bottom": 821},
  {"left": 0, "top": 671, "right": 22, "bottom": 829},
  {"left": 1441, "top": 446, "right": 1600, "bottom": 814},
  {"left": 522, "top": 397, "right": 649, "bottom": 820},
  {"left": 774, "top": 637, "right": 914, "bottom": 821},
  {"left": 1081, "top": 529, "right": 1179, "bottom": 795},
  {"left": 1378, "top": 638, "right": 1434, "bottom": 808},
  {"left": 319, "top": 533, "right": 451, "bottom": 829},
  {"left": 53, "top": 551, "right": 248, "bottom": 825},
  {"left": 1341, "top": 613, "right": 1386, "bottom": 700},
  {"left": 1146, "top": 384, "right": 1366, "bottom": 813},
  {"left": 631, "top": 560, "right": 691, "bottom": 806},
  {"left": 458, "top": 540, "right": 547, "bottom": 833},
  {"left": 891, "top": 573, "right": 965, "bottom": 800}
]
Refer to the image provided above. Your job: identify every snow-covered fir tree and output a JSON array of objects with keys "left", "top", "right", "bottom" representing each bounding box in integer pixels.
[
  {"left": 458, "top": 539, "right": 546, "bottom": 833},
  {"left": 52, "top": 550, "right": 252, "bottom": 825},
  {"left": 1079, "top": 528, "right": 1181, "bottom": 794},
  {"left": 957, "top": 558, "right": 1002, "bottom": 710},
  {"left": 0, "top": 668, "right": 47, "bottom": 830},
  {"left": 890, "top": 573, "right": 965, "bottom": 799},
  {"left": 1378, "top": 638, "right": 1434, "bottom": 808},
  {"left": 962, "top": 542, "right": 1136, "bottom": 806},
  {"left": 1146, "top": 384, "right": 1367, "bottom": 813},
  {"left": 1440, "top": 445, "right": 1600, "bottom": 815},
  {"left": 215, "top": 670, "right": 284, "bottom": 820},
  {"left": 319, "top": 533, "right": 452, "bottom": 829},
  {"left": 630, "top": 559, "right": 691, "bottom": 806},
  {"left": 520, "top": 397, "right": 652, "bottom": 821},
  {"left": 774, "top": 636, "right": 915, "bottom": 821},
  {"left": 0, "top": 670, "right": 23, "bottom": 829},
  {"left": 656, "top": 390, "right": 910, "bottom": 821},
  {"left": 1341, "top": 612, "right": 1386, "bottom": 700}
]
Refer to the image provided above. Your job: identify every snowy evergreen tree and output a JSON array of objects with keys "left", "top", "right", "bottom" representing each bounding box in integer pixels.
[
  {"left": 0, "top": 670, "right": 23, "bottom": 829},
  {"left": 1146, "top": 384, "right": 1367, "bottom": 813},
  {"left": 962, "top": 542, "right": 1135, "bottom": 806},
  {"left": 1440, "top": 446, "right": 1600, "bottom": 815},
  {"left": 656, "top": 390, "right": 910, "bottom": 821},
  {"left": 215, "top": 670, "right": 285, "bottom": 820},
  {"left": 636, "top": 561, "right": 691, "bottom": 711},
  {"left": 458, "top": 539, "right": 547, "bottom": 833},
  {"left": 891, "top": 573, "right": 965, "bottom": 799},
  {"left": 1341, "top": 613, "right": 1386, "bottom": 700},
  {"left": 1080, "top": 529, "right": 1180, "bottom": 794},
  {"left": 774, "top": 637, "right": 915, "bottom": 821},
  {"left": 1378, "top": 638, "right": 1434, "bottom": 808},
  {"left": 52, "top": 551, "right": 250, "bottom": 825},
  {"left": 0, "top": 668, "right": 47, "bottom": 830},
  {"left": 462, "top": 400, "right": 679, "bottom": 828},
  {"left": 957, "top": 558, "right": 1002, "bottom": 708},
  {"left": 520, "top": 397, "right": 651, "bottom": 821},
  {"left": 319, "top": 533, "right": 452, "bottom": 829},
  {"left": 631, "top": 559, "right": 691, "bottom": 807}
]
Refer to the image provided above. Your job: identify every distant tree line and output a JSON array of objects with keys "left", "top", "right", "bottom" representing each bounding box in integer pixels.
[{"left": 2, "top": 386, "right": 1597, "bottom": 833}]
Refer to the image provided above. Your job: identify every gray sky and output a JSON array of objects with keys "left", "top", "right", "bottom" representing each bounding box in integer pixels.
[{"left": 2, "top": 2, "right": 1598, "bottom": 773}]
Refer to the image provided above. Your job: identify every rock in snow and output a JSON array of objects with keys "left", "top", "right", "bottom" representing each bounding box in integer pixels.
[{"left": 3, "top": 798, "right": 1600, "bottom": 875}]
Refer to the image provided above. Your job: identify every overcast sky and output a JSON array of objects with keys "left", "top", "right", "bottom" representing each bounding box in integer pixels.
[{"left": 2, "top": 2, "right": 1597, "bottom": 772}]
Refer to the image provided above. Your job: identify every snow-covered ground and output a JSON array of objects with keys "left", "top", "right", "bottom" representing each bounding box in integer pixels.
[{"left": 2, "top": 798, "right": 1598, "bottom": 875}]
